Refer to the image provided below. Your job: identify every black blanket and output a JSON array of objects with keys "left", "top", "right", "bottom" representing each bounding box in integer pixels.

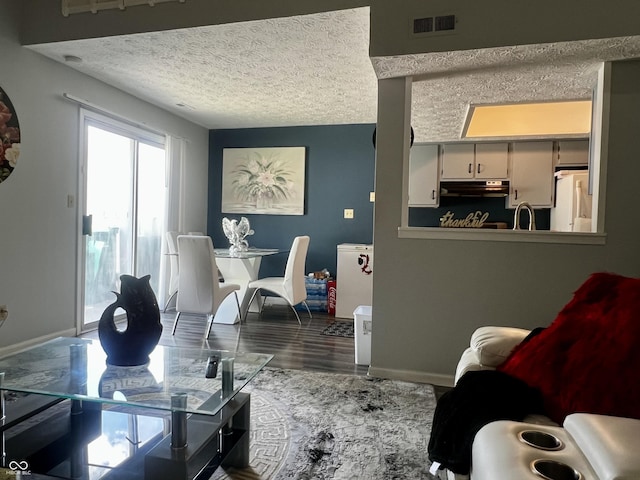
[{"left": 427, "top": 370, "right": 544, "bottom": 475}]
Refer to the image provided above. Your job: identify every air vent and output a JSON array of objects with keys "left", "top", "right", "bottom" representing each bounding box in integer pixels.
[
  {"left": 412, "top": 14, "right": 456, "bottom": 35},
  {"left": 413, "top": 17, "right": 434, "bottom": 34},
  {"left": 435, "top": 15, "right": 456, "bottom": 31}
]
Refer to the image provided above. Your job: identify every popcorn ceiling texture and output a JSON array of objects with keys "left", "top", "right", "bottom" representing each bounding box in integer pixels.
[{"left": 29, "top": 7, "right": 640, "bottom": 142}]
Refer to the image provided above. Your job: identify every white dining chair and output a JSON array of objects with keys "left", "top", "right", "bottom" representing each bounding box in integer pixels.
[
  {"left": 245, "top": 235, "right": 311, "bottom": 324},
  {"left": 173, "top": 235, "right": 241, "bottom": 339},
  {"left": 163, "top": 231, "right": 180, "bottom": 312}
]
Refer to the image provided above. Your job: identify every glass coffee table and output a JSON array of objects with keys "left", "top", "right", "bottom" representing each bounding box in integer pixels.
[{"left": 0, "top": 337, "right": 273, "bottom": 480}]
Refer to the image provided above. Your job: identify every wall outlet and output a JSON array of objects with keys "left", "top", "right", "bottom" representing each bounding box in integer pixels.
[
  {"left": 344, "top": 208, "right": 354, "bottom": 219},
  {"left": 0, "top": 304, "right": 8, "bottom": 322}
]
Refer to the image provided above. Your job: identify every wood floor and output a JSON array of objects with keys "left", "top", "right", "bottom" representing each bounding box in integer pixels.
[
  {"left": 81, "top": 304, "right": 450, "bottom": 399},
  {"left": 81, "top": 305, "right": 369, "bottom": 375}
]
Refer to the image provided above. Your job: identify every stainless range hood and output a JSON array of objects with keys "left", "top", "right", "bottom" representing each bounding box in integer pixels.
[{"left": 440, "top": 181, "right": 509, "bottom": 197}]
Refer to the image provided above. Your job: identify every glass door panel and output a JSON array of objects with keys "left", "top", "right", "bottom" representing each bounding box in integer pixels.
[
  {"left": 84, "top": 126, "right": 134, "bottom": 326},
  {"left": 136, "top": 142, "right": 167, "bottom": 296},
  {"left": 82, "top": 120, "right": 166, "bottom": 329}
]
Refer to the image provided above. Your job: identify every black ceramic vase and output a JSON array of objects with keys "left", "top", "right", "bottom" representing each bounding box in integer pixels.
[{"left": 98, "top": 274, "right": 163, "bottom": 366}]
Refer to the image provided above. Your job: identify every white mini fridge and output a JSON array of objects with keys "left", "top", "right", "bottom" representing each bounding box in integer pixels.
[{"left": 336, "top": 244, "right": 373, "bottom": 319}]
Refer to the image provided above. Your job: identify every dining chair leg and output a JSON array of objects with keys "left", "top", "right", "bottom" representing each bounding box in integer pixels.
[
  {"left": 289, "top": 304, "right": 302, "bottom": 325},
  {"left": 163, "top": 290, "right": 177, "bottom": 313},
  {"left": 205, "top": 314, "right": 214, "bottom": 339},
  {"left": 171, "top": 312, "right": 181, "bottom": 335},
  {"left": 233, "top": 292, "right": 242, "bottom": 324},
  {"left": 302, "top": 301, "right": 313, "bottom": 319},
  {"left": 244, "top": 288, "right": 261, "bottom": 322}
]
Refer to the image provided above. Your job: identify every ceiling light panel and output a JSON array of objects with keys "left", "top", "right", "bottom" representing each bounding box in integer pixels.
[{"left": 463, "top": 100, "right": 592, "bottom": 138}]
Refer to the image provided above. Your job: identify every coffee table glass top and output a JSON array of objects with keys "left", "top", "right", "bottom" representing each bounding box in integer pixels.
[{"left": 0, "top": 337, "right": 272, "bottom": 417}]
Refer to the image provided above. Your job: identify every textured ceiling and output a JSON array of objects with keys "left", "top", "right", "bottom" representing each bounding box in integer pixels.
[{"left": 28, "top": 7, "right": 640, "bottom": 142}]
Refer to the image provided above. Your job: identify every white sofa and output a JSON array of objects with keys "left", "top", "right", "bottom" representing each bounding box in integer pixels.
[{"left": 443, "top": 326, "right": 640, "bottom": 480}]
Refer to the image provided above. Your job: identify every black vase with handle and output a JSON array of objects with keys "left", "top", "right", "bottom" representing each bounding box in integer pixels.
[{"left": 98, "top": 274, "right": 163, "bottom": 366}]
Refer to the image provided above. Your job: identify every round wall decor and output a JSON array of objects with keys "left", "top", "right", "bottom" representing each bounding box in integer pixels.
[{"left": 0, "top": 86, "right": 21, "bottom": 184}]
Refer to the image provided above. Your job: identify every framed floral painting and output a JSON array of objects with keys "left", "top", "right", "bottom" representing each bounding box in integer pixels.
[
  {"left": 221, "top": 147, "right": 306, "bottom": 215},
  {"left": 0, "top": 86, "right": 21, "bottom": 184}
]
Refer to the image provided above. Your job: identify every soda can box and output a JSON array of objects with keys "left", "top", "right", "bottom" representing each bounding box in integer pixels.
[{"left": 327, "top": 279, "right": 337, "bottom": 316}]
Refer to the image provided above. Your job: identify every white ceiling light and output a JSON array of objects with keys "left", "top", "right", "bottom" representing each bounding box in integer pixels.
[{"left": 462, "top": 100, "right": 592, "bottom": 138}]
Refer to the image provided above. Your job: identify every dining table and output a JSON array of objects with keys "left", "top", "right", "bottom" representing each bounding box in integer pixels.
[{"left": 213, "top": 247, "right": 285, "bottom": 324}]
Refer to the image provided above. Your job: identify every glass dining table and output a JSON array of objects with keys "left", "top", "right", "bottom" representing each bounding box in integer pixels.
[{"left": 213, "top": 247, "right": 285, "bottom": 324}]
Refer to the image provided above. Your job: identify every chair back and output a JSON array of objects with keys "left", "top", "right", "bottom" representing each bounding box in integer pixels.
[
  {"left": 283, "top": 236, "right": 310, "bottom": 304},
  {"left": 176, "top": 235, "right": 222, "bottom": 314},
  {"left": 165, "top": 231, "right": 180, "bottom": 294}
]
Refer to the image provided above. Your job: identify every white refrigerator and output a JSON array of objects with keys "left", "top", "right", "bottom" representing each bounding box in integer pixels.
[
  {"left": 336, "top": 244, "right": 373, "bottom": 319},
  {"left": 551, "top": 170, "right": 592, "bottom": 232}
]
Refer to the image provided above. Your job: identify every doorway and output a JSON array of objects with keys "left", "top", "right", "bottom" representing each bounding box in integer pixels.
[{"left": 80, "top": 111, "right": 167, "bottom": 330}]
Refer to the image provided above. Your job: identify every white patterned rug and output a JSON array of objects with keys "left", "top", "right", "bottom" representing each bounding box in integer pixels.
[{"left": 211, "top": 367, "right": 439, "bottom": 480}]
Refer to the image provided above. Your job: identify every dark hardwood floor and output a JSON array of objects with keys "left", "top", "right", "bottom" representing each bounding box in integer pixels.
[
  {"left": 81, "top": 305, "right": 369, "bottom": 375},
  {"left": 81, "top": 304, "right": 450, "bottom": 399}
]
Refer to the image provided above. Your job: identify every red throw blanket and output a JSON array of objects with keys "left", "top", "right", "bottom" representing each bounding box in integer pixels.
[{"left": 498, "top": 272, "right": 640, "bottom": 423}]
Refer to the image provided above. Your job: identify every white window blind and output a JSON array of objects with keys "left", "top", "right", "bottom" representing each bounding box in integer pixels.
[{"left": 62, "top": 0, "right": 185, "bottom": 16}]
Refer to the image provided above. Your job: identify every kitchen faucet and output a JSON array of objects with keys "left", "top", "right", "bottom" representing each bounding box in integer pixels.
[{"left": 513, "top": 201, "right": 536, "bottom": 230}]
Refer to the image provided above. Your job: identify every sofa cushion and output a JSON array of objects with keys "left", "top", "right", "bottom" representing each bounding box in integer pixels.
[
  {"left": 455, "top": 347, "right": 494, "bottom": 384},
  {"left": 470, "top": 326, "right": 532, "bottom": 367},
  {"left": 498, "top": 272, "right": 640, "bottom": 423}
]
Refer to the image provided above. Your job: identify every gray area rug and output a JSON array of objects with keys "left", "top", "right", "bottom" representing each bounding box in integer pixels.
[{"left": 212, "top": 367, "right": 439, "bottom": 480}]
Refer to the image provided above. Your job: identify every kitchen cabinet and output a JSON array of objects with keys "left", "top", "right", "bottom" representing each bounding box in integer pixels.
[
  {"left": 440, "top": 143, "right": 508, "bottom": 180},
  {"left": 475, "top": 143, "right": 509, "bottom": 179},
  {"left": 440, "top": 143, "right": 475, "bottom": 179},
  {"left": 409, "top": 144, "right": 439, "bottom": 207},
  {"left": 555, "top": 139, "right": 589, "bottom": 166},
  {"left": 509, "top": 141, "right": 554, "bottom": 208}
]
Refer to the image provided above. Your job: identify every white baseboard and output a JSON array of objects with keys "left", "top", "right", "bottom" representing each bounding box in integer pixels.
[
  {"left": 0, "top": 328, "right": 77, "bottom": 359},
  {"left": 367, "top": 366, "right": 455, "bottom": 387}
]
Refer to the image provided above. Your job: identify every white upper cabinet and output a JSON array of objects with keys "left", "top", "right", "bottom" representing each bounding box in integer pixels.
[
  {"left": 509, "top": 141, "right": 554, "bottom": 208},
  {"left": 555, "top": 139, "right": 589, "bottom": 166},
  {"left": 474, "top": 143, "right": 509, "bottom": 179},
  {"left": 409, "top": 144, "right": 439, "bottom": 207},
  {"left": 440, "top": 143, "right": 475, "bottom": 179},
  {"left": 441, "top": 143, "right": 509, "bottom": 180}
]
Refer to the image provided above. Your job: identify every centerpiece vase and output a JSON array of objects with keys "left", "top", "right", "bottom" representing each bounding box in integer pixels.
[{"left": 98, "top": 274, "right": 162, "bottom": 366}]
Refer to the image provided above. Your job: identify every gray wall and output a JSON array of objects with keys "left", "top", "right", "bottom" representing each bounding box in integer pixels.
[
  {"left": 0, "top": 0, "right": 209, "bottom": 351},
  {"left": 369, "top": 61, "right": 640, "bottom": 385}
]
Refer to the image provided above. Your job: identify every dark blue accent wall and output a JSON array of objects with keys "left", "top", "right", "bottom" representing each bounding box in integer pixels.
[{"left": 208, "top": 125, "right": 376, "bottom": 278}]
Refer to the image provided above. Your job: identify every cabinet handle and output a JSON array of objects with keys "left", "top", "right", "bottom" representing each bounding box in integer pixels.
[
  {"left": 515, "top": 189, "right": 518, "bottom": 200},
  {"left": 477, "top": 163, "right": 481, "bottom": 174},
  {"left": 468, "top": 163, "right": 472, "bottom": 174},
  {"left": 432, "top": 189, "right": 436, "bottom": 200}
]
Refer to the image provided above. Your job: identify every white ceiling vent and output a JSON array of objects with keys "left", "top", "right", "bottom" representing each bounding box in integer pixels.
[{"left": 412, "top": 14, "right": 456, "bottom": 36}]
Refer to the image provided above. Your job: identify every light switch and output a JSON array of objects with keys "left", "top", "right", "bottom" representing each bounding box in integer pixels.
[
  {"left": 344, "top": 209, "right": 354, "bottom": 219},
  {"left": 369, "top": 192, "right": 375, "bottom": 202}
]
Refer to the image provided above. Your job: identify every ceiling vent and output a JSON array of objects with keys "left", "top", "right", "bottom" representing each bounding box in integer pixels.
[{"left": 413, "top": 14, "right": 456, "bottom": 35}]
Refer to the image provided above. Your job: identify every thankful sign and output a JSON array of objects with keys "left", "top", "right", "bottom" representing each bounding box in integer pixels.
[{"left": 440, "top": 210, "right": 489, "bottom": 228}]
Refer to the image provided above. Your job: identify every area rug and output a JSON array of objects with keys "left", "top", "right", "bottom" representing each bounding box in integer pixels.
[
  {"left": 320, "top": 321, "right": 354, "bottom": 338},
  {"left": 211, "top": 367, "right": 439, "bottom": 480}
]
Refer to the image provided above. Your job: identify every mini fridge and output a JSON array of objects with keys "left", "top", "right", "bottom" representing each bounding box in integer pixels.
[{"left": 335, "top": 244, "right": 373, "bottom": 319}]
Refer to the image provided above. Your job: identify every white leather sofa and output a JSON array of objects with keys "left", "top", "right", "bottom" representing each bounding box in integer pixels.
[{"left": 443, "top": 326, "right": 640, "bottom": 480}]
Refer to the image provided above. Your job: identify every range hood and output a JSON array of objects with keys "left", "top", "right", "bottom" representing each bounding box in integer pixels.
[{"left": 440, "top": 181, "right": 509, "bottom": 197}]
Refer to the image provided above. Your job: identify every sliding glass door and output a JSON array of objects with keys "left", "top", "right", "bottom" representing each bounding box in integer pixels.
[{"left": 80, "top": 112, "right": 167, "bottom": 329}]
